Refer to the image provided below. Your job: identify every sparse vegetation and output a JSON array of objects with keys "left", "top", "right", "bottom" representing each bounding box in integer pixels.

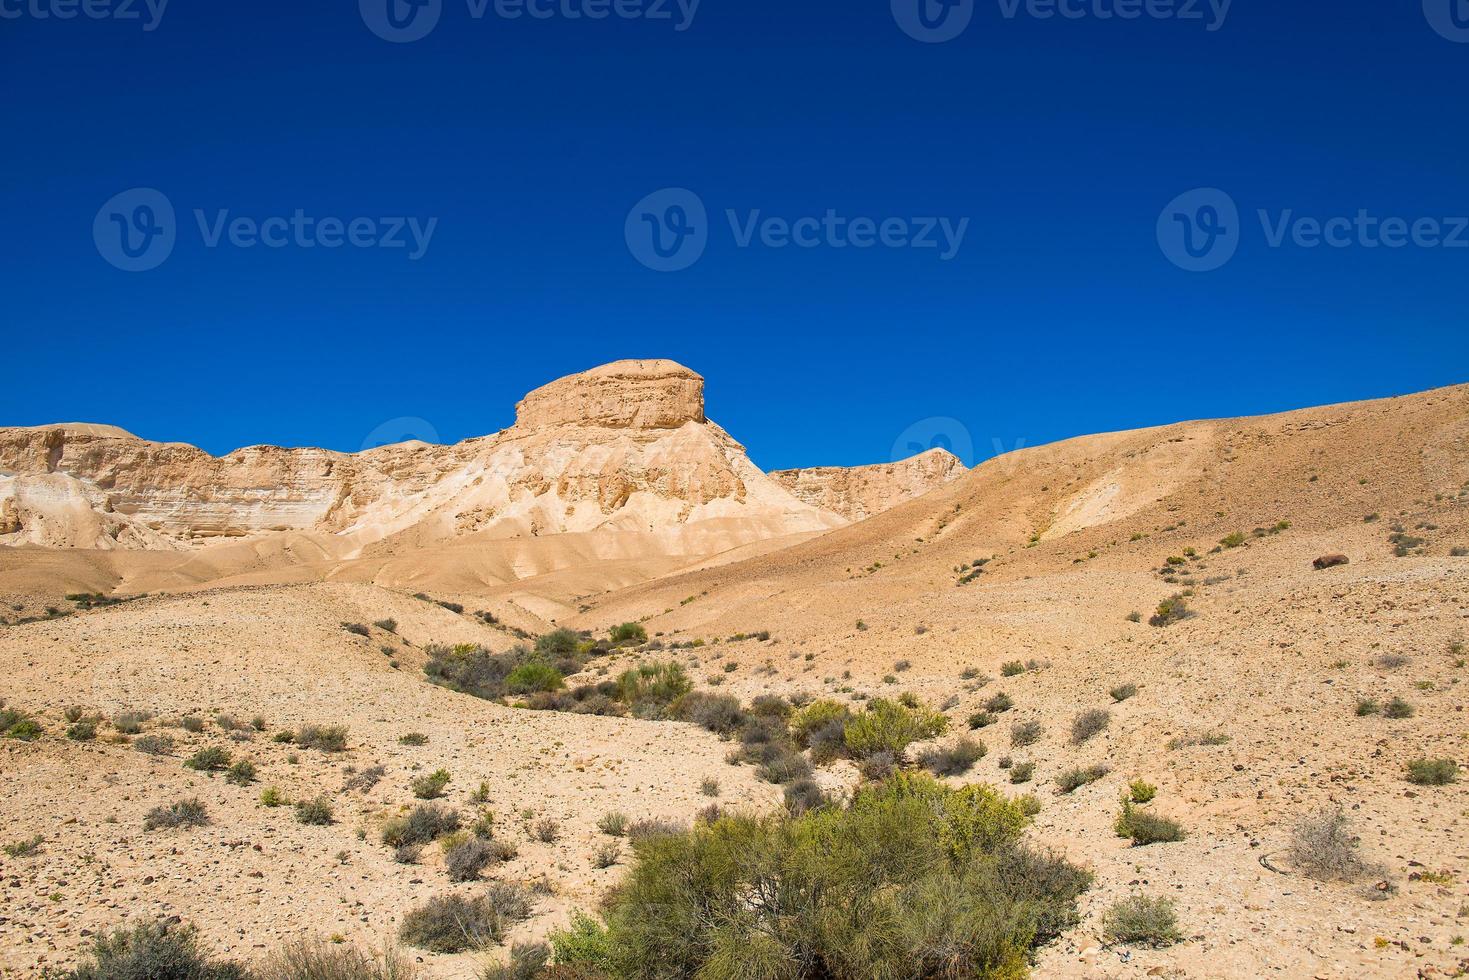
[
  {"left": 411, "top": 769, "right": 451, "bottom": 800},
  {"left": 1115, "top": 801, "right": 1185, "bottom": 844},
  {"left": 382, "top": 804, "right": 461, "bottom": 848},
  {"left": 1289, "top": 808, "right": 1375, "bottom": 880},
  {"left": 56, "top": 920, "right": 248, "bottom": 980},
  {"left": 1149, "top": 593, "right": 1193, "bottom": 627},
  {"left": 1010, "top": 762, "right": 1035, "bottom": 784},
  {"left": 843, "top": 696, "right": 948, "bottom": 758},
  {"left": 1070, "top": 708, "right": 1110, "bottom": 744},
  {"left": 297, "top": 724, "right": 349, "bottom": 752},
  {"left": 1056, "top": 765, "right": 1110, "bottom": 794},
  {"left": 1001, "top": 660, "right": 1026, "bottom": 677},
  {"left": 1010, "top": 720, "right": 1043, "bottom": 748},
  {"left": 547, "top": 772, "right": 1088, "bottom": 977},
  {"left": 3, "top": 834, "right": 44, "bottom": 858},
  {"left": 918, "top": 736, "right": 986, "bottom": 776},
  {"left": 184, "top": 746, "right": 232, "bottom": 772},
  {"left": 443, "top": 834, "right": 497, "bottom": 882},
  {"left": 295, "top": 797, "right": 335, "bottom": 825},
  {"left": 1102, "top": 895, "right": 1182, "bottom": 947},
  {"left": 1407, "top": 758, "right": 1458, "bottom": 786},
  {"left": 1383, "top": 697, "right": 1415, "bottom": 719},
  {"left": 225, "top": 759, "right": 258, "bottom": 785},
  {"left": 144, "top": 798, "right": 210, "bottom": 830},
  {"left": 256, "top": 938, "right": 417, "bottom": 980},
  {"left": 1109, "top": 682, "right": 1138, "bottom": 702},
  {"left": 598, "top": 811, "right": 629, "bottom": 837},
  {"left": 399, "top": 886, "right": 533, "bottom": 953},
  {"left": 1128, "top": 779, "right": 1157, "bottom": 804}
]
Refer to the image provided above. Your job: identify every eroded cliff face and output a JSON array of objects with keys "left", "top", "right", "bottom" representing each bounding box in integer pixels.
[
  {"left": 0, "top": 360, "right": 864, "bottom": 553},
  {"left": 769, "top": 448, "right": 968, "bottom": 522}
]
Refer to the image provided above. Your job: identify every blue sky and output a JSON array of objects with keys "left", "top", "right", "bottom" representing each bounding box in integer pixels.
[{"left": 2, "top": 0, "right": 1465, "bottom": 469}]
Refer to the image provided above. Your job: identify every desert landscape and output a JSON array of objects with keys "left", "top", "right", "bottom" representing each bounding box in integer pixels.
[{"left": 2, "top": 359, "right": 1466, "bottom": 979}]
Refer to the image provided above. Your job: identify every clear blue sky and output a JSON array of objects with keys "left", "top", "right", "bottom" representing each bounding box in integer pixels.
[{"left": 2, "top": 0, "right": 1465, "bottom": 469}]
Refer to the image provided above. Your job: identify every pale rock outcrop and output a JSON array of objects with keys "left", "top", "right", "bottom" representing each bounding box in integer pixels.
[{"left": 769, "top": 448, "right": 967, "bottom": 522}]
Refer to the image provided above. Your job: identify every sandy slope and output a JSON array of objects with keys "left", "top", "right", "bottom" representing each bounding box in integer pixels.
[{"left": 2, "top": 383, "right": 1467, "bottom": 978}]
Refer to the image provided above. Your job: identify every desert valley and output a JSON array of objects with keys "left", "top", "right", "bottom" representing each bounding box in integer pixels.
[{"left": 1, "top": 359, "right": 1466, "bottom": 979}]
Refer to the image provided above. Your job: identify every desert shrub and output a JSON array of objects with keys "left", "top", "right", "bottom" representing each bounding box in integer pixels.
[
  {"left": 423, "top": 642, "right": 522, "bottom": 699},
  {"left": 535, "top": 628, "right": 582, "bottom": 658},
  {"left": 4, "top": 834, "right": 44, "bottom": 857},
  {"left": 598, "top": 811, "right": 629, "bottom": 837},
  {"left": 295, "top": 797, "right": 335, "bottom": 825},
  {"left": 1149, "top": 594, "right": 1193, "bottom": 627},
  {"left": 1377, "top": 653, "right": 1410, "bottom": 669},
  {"left": 443, "top": 834, "right": 497, "bottom": 882},
  {"left": 1102, "top": 895, "right": 1182, "bottom": 947},
  {"left": 0, "top": 713, "right": 38, "bottom": 740},
  {"left": 1219, "top": 531, "right": 1246, "bottom": 548},
  {"left": 394, "top": 843, "right": 423, "bottom": 864},
  {"left": 1288, "top": 808, "right": 1374, "bottom": 880},
  {"left": 344, "top": 622, "right": 371, "bottom": 637},
  {"left": 1383, "top": 697, "right": 1414, "bottom": 719},
  {"left": 411, "top": 769, "right": 452, "bottom": 800},
  {"left": 1070, "top": 708, "right": 1111, "bottom": 744},
  {"left": 260, "top": 787, "right": 287, "bottom": 807},
  {"left": 547, "top": 772, "right": 1089, "bottom": 977},
  {"left": 790, "top": 699, "right": 852, "bottom": 747},
  {"left": 297, "top": 724, "right": 349, "bottom": 752},
  {"left": 58, "top": 920, "right": 248, "bottom": 980},
  {"left": 1010, "top": 721, "right": 1043, "bottom": 748},
  {"left": 1109, "top": 682, "right": 1138, "bottom": 702},
  {"left": 184, "top": 746, "right": 232, "bottom": 771},
  {"left": 181, "top": 716, "right": 205, "bottom": 733},
  {"left": 968, "top": 711, "right": 996, "bottom": 730},
  {"left": 700, "top": 776, "right": 720, "bottom": 797},
  {"left": 382, "top": 804, "right": 461, "bottom": 847},
  {"left": 215, "top": 713, "right": 248, "bottom": 733},
  {"left": 843, "top": 697, "right": 948, "bottom": 758},
  {"left": 1115, "top": 802, "right": 1185, "bottom": 844},
  {"left": 1000, "top": 660, "right": 1026, "bottom": 677},
  {"left": 857, "top": 750, "right": 898, "bottom": 781},
  {"left": 1056, "top": 765, "right": 1110, "bottom": 794},
  {"left": 1010, "top": 762, "right": 1035, "bottom": 784},
  {"left": 627, "top": 818, "right": 685, "bottom": 842},
  {"left": 67, "top": 720, "right": 98, "bottom": 741},
  {"left": 783, "top": 778, "right": 828, "bottom": 815},
  {"left": 63, "top": 705, "right": 85, "bottom": 723},
  {"left": 610, "top": 622, "right": 648, "bottom": 646},
  {"left": 481, "top": 942, "right": 549, "bottom": 980},
  {"left": 919, "top": 736, "right": 986, "bottom": 776},
  {"left": 256, "top": 938, "right": 417, "bottom": 980},
  {"left": 144, "top": 798, "right": 210, "bottom": 831},
  {"left": 111, "top": 710, "right": 151, "bottom": 735},
  {"left": 399, "top": 886, "right": 533, "bottom": 953},
  {"left": 671, "top": 691, "right": 746, "bottom": 735},
  {"left": 505, "top": 659, "right": 565, "bottom": 695},
  {"left": 748, "top": 694, "right": 792, "bottom": 719},
  {"left": 983, "top": 692, "right": 1014, "bottom": 713},
  {"left": 1407, "top": 758, "right": 1459, "bottom": 785},
  {"left": 615, "top": 662, "right": 692, "bottom": 716},
  {"left": 592, "top": 842, "right": 621, "bottom": 868},
  {"left": 398, "top": 732, "right": 428, "bottom": 746},
  {"left": 225, "top": 760, "right": 258, "bottom": 785},
  {"left": 343, "top": 765, "right": 386, "bottom": 794},
  {"left": 1355, "top": 699, "right": 1381, "bottom": 716},
  {"left": 756, "top": 748, "right": 813, "bottom": 784},
  {"left": 533, "top": 818, "right": 560, "bottom": 843},
  {"left": 1128, "top": 779, "right": 1157, "bottom": 804}
]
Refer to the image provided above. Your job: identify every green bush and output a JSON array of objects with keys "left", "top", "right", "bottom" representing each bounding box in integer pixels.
[
  {"left": 1055, "top": 765, "right": 1109, "bottom": 794},
  {"left": 1407, "top": 758, "right": 1458, "bottom": 785},
  {"left": 1009, "top": 762, "right": 1035, "bottom": 784},
  {"left": 983, "top": 692, "right": 1014, "bottom": 713},
  {"left": 1102, "top": 895, "right": 1182, "bottom": 947},
  {"left": 1383, "top": 698, "right": 1414, "bottom": 719},
  {"left": 1109, "top": 683, "right": 1138, "bottom": 702},
  {"left": 135, "top": 734, "right": 175, "bottom": 755},
  {"left": 1149, "top": 593, "right": 1193, "bottom": 627},
  {"left": 1010, "top": 721, "right": 1043, "bottom": 748},
  {"left": 1128, "top": 779, "right": 1157, "bottom": 804},
  {"left": 505, "top": 659, "right": 565, "bottom": 695},
  {"left": 610, "top": 622, "right": 648, "bottom": 646},
  {"left": 399, "top": 886, "right": 533, "bottom": 953},
  {"left": 535, "top": 628, "right": 583, "bottom": 657},
  {"left": 615, "top": 662, "right": 692, "bottom": 716},
  {"left": 4, "top": 718, "right": 42, "bottom": 741},
  {"left": 56, "top": 920, "right": 248, "bottom": 980},
  {"left": 184, "top": 746, "right": 232, "bottom": 772},
  {"left": 1355, "top": 699, "right": 1381, "bottom": 716},
  {"left": 295, "top": 797, "right": 335, "bottom": 825},
  {"left": 918, "top": 736, "right": 986, "bottom": 776},
  {"left": 144, "top": 798, "right": 210, "bottom": 831},
  {"left": 224, "top": 760, "right": 257, "bottom": 786},
  {"left": 297, "top": 724, "right": 348, "bottom": 752},
  {"left": 67, "top": 720, "right": 97, "bottom": 741},
  {"left": 790, "top": 699, "right": 853, "bottom": 746},
  {"left": 382, "top": 804, "right": 461, "bottom": 847},
  {"left": 1114, "top": 802, "right": 1185, "bottom": 845},
  {"left": 411, "top": 769, "right": 452, "bottom": 800},
  {"left": 549, "top": 772, "right": 1089, "bottom": 977},
  {"left": 1000, "top": 660, "right": 1026, "bottom": 677},
  {"left": 967, "top": 711, "right": 996, "bottom": 730},
  {"left": 843, "top": 697, "right": 948, "bottom": 757}
]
